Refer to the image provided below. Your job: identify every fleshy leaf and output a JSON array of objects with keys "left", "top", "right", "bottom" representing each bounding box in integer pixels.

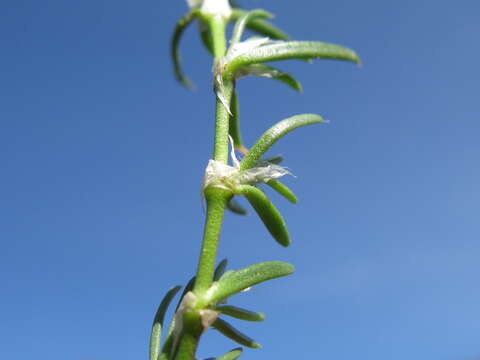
[
  {"left": 175, "top": 276, "right": 196, "bottom": 311},
  {"left": 227, "top": 197, "right": 248, "bottom": 215},
  {"left": 234, "top": 64, "right": 302, "bottom": 92},
  {"left": 212, "top": 318, "right": 261, "bottom": 349},
  {"left": 214, "top": 258, "right": 229, "bottom": 281},
  {"left": 230, "top": 9, "right": 273, "bottom": 45},
  {"left": 224, "top": 41, "right": 360, "bottom": 78},
  {"left": 238, "top": 185, "right": 290, "bottom": 246},
  {"left": 171, "top": 10, "right": 199, "bottom": 88},
  {"left": 216, "top": 347, "right": 243, "bottom": 360},
  {"left": 228, "top": 90, "right": 244, "bottom": 150},
  {"left": 204, "top": 347, "right": 243, "bottom": 360},
  {"left": 230, "top": 9, "right": 289, "bottom": 40},
  {"left": 214, "top": 305, "right": 265, "bottom": 322},
  {"left": 240, "top": 113, "right": 326, "bottom": 171},
  {"left": 266, "top": 179, "right": 298, "bottom": 204},
  {"left": 149, "top": 286, "right": 182, "bottom": 360},
  {"left": 206, "top": 261, "right": 294, "bottom": 304}
]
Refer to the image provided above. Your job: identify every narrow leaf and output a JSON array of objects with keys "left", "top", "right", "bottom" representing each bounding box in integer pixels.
[
  {"left": 235, "top": 64, "right": 302, "bottom": 92},
  {"left": 238, "top": 185, "right": 290, "bottom": 246},
  {"left": 149, "top": 286, "right": 182, "bottom": 360},
  {"left": 231, "top": 9, "right": 273, "bottom": 45},
  {"left": 175, "top": 276, "right": 195, "bottom": 311},
  {"left": 214, "top": 259, "right": 229, "bottom": 281},
  {"left": 228, "top": 90, "right": 244, "bottom": 150},
  {"left": 214, "top": 305, "right": 265, "bottom": 322},
  {"left": 216, "top": 347, "right": 243, "bottom": 360},
  {"left": 266, "top": 179, "right": 298, "bottom": 204},
  {"left": 171, "top": 10, "right": 199, "bottom": 88},
  {"left": 212, "top": 318, "right": 261, "bottom": 349},
  {"left": 227, "top": 197, "right": 248, "bottom": 216},
  {"left": 199, "top": 22, "right": 214, "bottom": 55},
  {"left": 230, "top": 9, "right": 289, "bottom": 41},
  {"left": 225, "top": 41, "right": 360, "bottom": 78},
  {"left": 255, "top": 155, "right": 284, "bottom": 166},
  {"left": 240, "top": 113, "right": 326, "bottom": 171},
  {"left": 207, "top": 261, "right": 294, "bottom": 304}
]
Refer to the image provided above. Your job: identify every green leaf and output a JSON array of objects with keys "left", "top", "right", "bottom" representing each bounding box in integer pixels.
[
  {"left": 175, "top": 276, "right": 195, "bottom": 311},
  {"left": 224, "top": 41, "right": 360, "bottom": 78},
  {"left": 216, "top": 347, "right": 243, "bottom": 360},
  {"left": 240, "top": 113, "right": 326, "bottom": 171},
  {"left": 228, "top": 90, "right": 244, "bottom": 150},
  {"left": 199, "top": 22, "right": 214, "bottom": 55},
  {"left": 255, "top": 155, "right": 284, "bottom": 166},
  {"left": 214, "top": 258, "right": 229, "bottom": 281},
  {"left": 206, "top": 261, "right": 294, "bottom": 304},
  {"left": 171, "top": 10, "right": 199, "bottom": 88},
  {"left": 266, "top": 179, "right": 298, "bottom": 204},
  {"left": 212, "top": 318, "right": 261, "bottom": 349},
  {"left": 230, "top": 9, "right": 289, "bottom": 41},
  {"left": 230, "top": 9, "right": 273, "bottom": 45},
  {"left": 214, "top": 305, "right": 265, "bottom": 322},
  {"left": 234, "top": 64, "right": 302, "bottom": 92},
  {"left": 227, "top": 197, "right": 248, "bottom": 216},
  {"left": 149, "top": 286, "right": 182, "bottom": 360},
  {"left": 238, "top": 185, "right": 290, "bottom": 246}
]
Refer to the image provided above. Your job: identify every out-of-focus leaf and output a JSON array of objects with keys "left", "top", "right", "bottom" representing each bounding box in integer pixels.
[
  {"left": 224, "top": 41, "right": 360, "bottom": 78},
  {"left": 230, "top": 9, "right": 289, "bottom": 40},
  {"left": 240, "top": 113, "right": 326, "bottom": 171},
  {"left": 227, "top": 197, "right": 248, "bottom": 216},
  {"left": 175, "top": 276, "right": 196, "bottom": 312},
  {"left": 228, "top": 90, "right": 244, "bottom": 149},
  {"left": 212, "top": 318, "right": 261, "bottom": 348},
  {"left": 149, "top": 286, "right": 182, "bottom": 360},
  {"left": 171, "top": 10, "right": 199, "bottom": 88},
  {"left": 214, "top": 305, "right": 265, "bottom": 322},
  {"left": 204, "top": 347, "right": 243, "bottom": 360},
  {"left": 238, "top": 185, "right": 290, "bottom": 246},
  {"left": 206, "top": 261, "right": 294, "bottom": 303},
  {"left": 214, "top": 259, "right": 229, "bottom": 281},
  {"left": 266, "top": 179, "right": 298, "bottom": 204},
  {"left": 230, "top": 9, "right": 272, "bottom": 45},
  {"left": 234, "top": 64, "right": 302, "bottom": 92}
]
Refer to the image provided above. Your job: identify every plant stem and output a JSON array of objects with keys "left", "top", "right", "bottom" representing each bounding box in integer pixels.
[
  {"left": 176, "top": 14, "right": 232, "bottom": 359},
  {"left": 193, "top": 189, "right": 229, "bottom": 295}
]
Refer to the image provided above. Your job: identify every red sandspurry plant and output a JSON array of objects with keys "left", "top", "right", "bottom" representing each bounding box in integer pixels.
[{"left": 149, "top": 1, "right": 360, "bottom": 359}]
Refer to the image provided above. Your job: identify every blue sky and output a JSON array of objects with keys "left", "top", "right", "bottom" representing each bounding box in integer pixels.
[{"left": 1, "top": 0, "right": 479, "bottom": 359}]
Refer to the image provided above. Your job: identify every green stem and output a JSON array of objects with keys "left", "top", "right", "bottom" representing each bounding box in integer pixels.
[
  {"left": 193, "top": 190, "right": 229, "bottom": 295},
  {"left": 175, "top": 14, "right": 232, "bottom": 360}
]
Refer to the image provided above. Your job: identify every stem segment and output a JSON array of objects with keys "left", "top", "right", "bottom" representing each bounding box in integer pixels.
[{"left": 176, "top": 13, "right": 232, "bottom": 360}]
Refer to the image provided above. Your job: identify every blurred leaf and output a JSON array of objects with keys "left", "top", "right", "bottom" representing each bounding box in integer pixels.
[
  {"left": 266, "top": 179, "right": 298, "bottom": 204},
  {"left": 214, "top": 305, "right": 265, "bottom": 322},
  {"left": 230, "top": 9, "right": 289, "bottom": 40},
  {"left": 225, "top": 41, "right": 360, "bottom": 77},
  {"left": 230, "top": 9, "right": 273, "bottom": 45},
  {"left": 227, "top": 197, "right": 248, "bottom": 216},
  {"left": 216, "top": 347, "right": 243, "bottom": 360},
  {"left": 240, "top": 113, "right": 326, "bottom": 171},
  {"left": 214, "top": 258, "right": 229, "bottom": 281},
  {"left": 206, "top": 261, "right": 294, "bottom": 303},
  {"left": 228, "top": 90, "right": 244, "bottom": 149},
  {"left": 175, "top": 276, "right": 195, "bottom": 311},
  {"left": 235, "top": 64, "right": 302, "bottom": 92},
  {"left": 238, "top": 185, "right": 290, "bottom": 246},
  {"left": 171, "top": 10, "right": 199, "bottom": 88},
  {"left": 149, "top": 286, "right": 182, "bottom": 360},
  {"left": 212, "top": 318, "right": 261, "bottom": 348}
]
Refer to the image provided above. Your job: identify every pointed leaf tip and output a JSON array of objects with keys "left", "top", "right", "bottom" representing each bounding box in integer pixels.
[
  {"left": 206, "top": 261, "right": 294, "bottom": 303},
  {"left": 213, "top": 318, "right": 261, "bottom": 349},
  {"left": 240, "top": 113, "right": 326, "bottom": 171}
]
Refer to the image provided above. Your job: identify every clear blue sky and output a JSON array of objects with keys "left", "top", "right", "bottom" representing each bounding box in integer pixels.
[{"left": 1, "top": 0, "right": 479, "bottom": 359}]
